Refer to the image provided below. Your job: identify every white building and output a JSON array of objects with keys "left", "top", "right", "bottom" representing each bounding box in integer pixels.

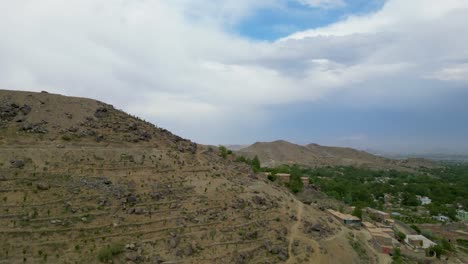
[
  {"left": 432, "top": 215, "right": 450, "bottom": 222},
  {"left": 405, "top": 235, "right": 437, "bottom": 251},
  {"left": 418, "top": 196, "right": 431, "bottom": 205}
]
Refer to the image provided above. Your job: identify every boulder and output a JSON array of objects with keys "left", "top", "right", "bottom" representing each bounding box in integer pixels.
[
  {"left": 96, "top": 135, "right": 105, "bottom": 142},
  {"left": 133, "top": 207, "right": 147, "bottom": 215},
  {"left": 10, "top": 159, "right": 25, "bottom": 168},
  {"left": 128, "top": 122, "right": 138, "bottom": 131},
  {"left": 21, "top": 122, "right": 47, "bottom": 133},
  {"left": 125, "top": 251, "right": 141, "bottom": 262},
  {"left": 94, "top": 107, "right": 109, "bottom": 118},
  {"left": 103, "top": 179, "right": 112, "bottom": 185},
  {"left": 20, "top": 105, "right": 32, "bottom": 115},
  {"left": 68, "top": 126, "right": 78, "bottom": 132},
  {"left": 252, "top": 195, "right": 267, "bottom": 206},
  {"left": 0, "top": 103, "right": 19, "bottom": 125},
  {"left": 127, "top": 195, "right": 137, "bottom": 204},
  {"left": 36, "top": 182, "right": 50, "bottom": 190},
  {"left": 169, "top": 237, "right": 180, "bottom": 249},
  {"left": 183, "top": 244, "right": 194, "bottom": 256}
]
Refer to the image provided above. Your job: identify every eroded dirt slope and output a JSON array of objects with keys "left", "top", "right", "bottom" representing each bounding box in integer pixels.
[{"left": 0, "top": 90, "right": 383, "bottom": 263}]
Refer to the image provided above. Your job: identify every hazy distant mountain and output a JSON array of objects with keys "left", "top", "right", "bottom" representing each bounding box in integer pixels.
[
  {"left": 237, "top": 140, "right": 438, "bottom": 170},
  {"left": 225, "top": 144, "right": 250, "bottom": 151},
  {"left": 366, "top": 149, "right": 468, "bottom": 163}
]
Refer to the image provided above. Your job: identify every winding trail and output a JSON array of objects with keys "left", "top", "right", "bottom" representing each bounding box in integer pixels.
[{"left": 287, "top": 201, "right": 304, "bottom": 264}]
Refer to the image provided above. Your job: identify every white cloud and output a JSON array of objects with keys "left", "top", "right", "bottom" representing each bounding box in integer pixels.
[
  {"left": 297, "top": 0, "right": 346, "bottom": 9},
  {"left": 0, "top": 0, "right": 467, "bottom": 144},
  {"left": 283, "top": 0, "right": 468, "bottom": 39},
  {"left": 428, "top": 64, "right": 468, "bottom": 82}
]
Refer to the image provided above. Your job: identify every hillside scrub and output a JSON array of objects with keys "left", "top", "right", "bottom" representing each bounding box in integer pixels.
[{"left": 97, "top": 243, "right": 124, "bottom": 262}]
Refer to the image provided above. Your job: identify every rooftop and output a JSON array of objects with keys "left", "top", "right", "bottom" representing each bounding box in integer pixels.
[
  {"left": 366, "top": 207, "right": 389, "bottom": 216},
  {"left": 405, "top": 235, "right": 437, "bottom": 249},
  {"left": 327, "top": 209, "right": 360, "bottom": 221}
]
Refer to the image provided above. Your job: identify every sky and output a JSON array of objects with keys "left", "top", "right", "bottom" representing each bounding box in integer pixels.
[{"left": 1, "top": 0, "right": 468, "bottom": 154}]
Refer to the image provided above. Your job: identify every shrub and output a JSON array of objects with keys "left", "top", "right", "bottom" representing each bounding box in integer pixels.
[
  {"left": 97, "top": 243, "right": 123, "bottom": 262},
  {"left": 218, "top": 145, "right": 229, "bottom": 159},
  {"left": 440, "top": 238, "right": 455, "bottom": 252},
  {"left": 427, "top": 244, "right": 444, "bottom": 258},
  {"left": 392, "top": 248, "right": 402, "bottom": 263},
  {"left": 395, "top": 231, "right": 406, "bottom": 242},
  {"left": 267, "top": 174, "right": 277, "bottom": 182},
  {"left": 410, "top": 224, "right": 421, "bottom": 234},
  {"left": 61, "top": 134, "right": 72, "bottom": 141},
  {"left": 352, "top": 206, "right": 363, "bottom": 219},
  {"left": 251, "top": 156, "right": 261, "bottom": 172}
]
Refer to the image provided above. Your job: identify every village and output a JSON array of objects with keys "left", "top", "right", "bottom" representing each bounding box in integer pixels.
[{"left": 263, "top": 172, "right": 468, "bottom": 262}]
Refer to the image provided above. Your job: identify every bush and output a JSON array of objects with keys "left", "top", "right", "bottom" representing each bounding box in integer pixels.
[
  {"left": 427, "top": 244, "right": 444, "bottom": 259},
  {"left": 61, "top": 134, "right": 72, "bottom": 141},
  {"left": 267, "top": 174, "right": 277, "bottom": 182},
  {"left": 395, "top": 231, "right": 406, "bottom": 242},
  {"left": 97, "top": 243, "right": 123, "bottom": 262},
  {"left": 235, "top": 156, "right": 249, "bottom": 163},
  {"left": 251, "top": 156, "right": 261, "bottom": 172},
  {"left": 410, "top": 224, "right": 421, "bottom": 234},
  {"left": 457, "top": 239, "right": 468, "bottom": 248},
  {"left": 392, "top": 248, "right": 402, "bottom": 263},
  {"left": 352, "top": 206, "right": 363, "bottom": 219},
  {"left": 219, "top": 145, "right": 228, "bottom": 159},
  {"left": 440, "top": 238, "right": 455, "bottom": 252},
  {"left": 288, "top": 175, "right": 303, "bottom": 193}
]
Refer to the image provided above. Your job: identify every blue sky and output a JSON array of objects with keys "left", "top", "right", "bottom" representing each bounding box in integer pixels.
[
  {"left": 236, "top": 0, "right": 386, "bottom": 40},
  {"left": 1, "top": 0, "right": 468, "bottom": 154}
]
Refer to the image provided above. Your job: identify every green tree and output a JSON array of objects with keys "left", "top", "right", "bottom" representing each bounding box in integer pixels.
[
  {"left": 287, "top": 165, "right": 304, "bottom": 193},
  {"left": 440, "top": 238, "right": 455, "bottom": 252},
  {"left": 352, "top": 206, "right": 363, "bottom": 219},
  {"left": 402, "top": 193, "right": 420, "bottom": 206},
  {"left": 392, "top": 248, "right": 402, "bottom": 264},
  {"left": 218, "top": 145, "right": 228, "bottom": 159},
  {"left": 267, "top": 174, "right": 277, "bottom": 182},
  {"left": 410, "top": 225, "right": 421, "bottom": 234},
  {"left": 251, "top": 155, "right": 261, "bottom": 172},
  {"left": 427, "top": 245, "right": 444, "bottom": 259},
  {"left": 395, "top": 231, "right": 406, "bottom": 242}
]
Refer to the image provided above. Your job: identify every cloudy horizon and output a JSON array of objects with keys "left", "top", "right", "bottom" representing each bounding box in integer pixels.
[{"left": 1, "top": 0, "right": 468, "bottom": 154}]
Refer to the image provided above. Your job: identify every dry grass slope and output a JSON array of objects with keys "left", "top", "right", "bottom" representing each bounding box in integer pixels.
[{"left": 1, "top": 90, "right": 385, "bottom": 263}]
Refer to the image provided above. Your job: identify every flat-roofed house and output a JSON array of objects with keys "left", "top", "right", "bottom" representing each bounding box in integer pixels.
[
  {"left": 457, "top": 210, "right": 468, "bottom": 221},
  {"left": 366, "top": 207, "right": 393, "bottom": 225},
  {"left": 276, "top": 173, "right": 291, "bottom": 183},
  {"left": 365, "top": 225, "right": 395, "bottom": 254},
  {"left": 417, "top": 196, "right": 432, "bottom": 205},
  {"left": 327, "top": 209, "right": 361, "bottom": 225},
  {"left": 405, "top": 235, "right": 437, "bottom": 252}
]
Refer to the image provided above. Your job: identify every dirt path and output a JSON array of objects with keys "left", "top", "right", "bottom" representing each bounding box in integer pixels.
[
  {"left": 324, "top": 226, "right": 347, "bottom": 242},
  {"left": 287, "top": 201, "right": 304, "bottom": 264}
]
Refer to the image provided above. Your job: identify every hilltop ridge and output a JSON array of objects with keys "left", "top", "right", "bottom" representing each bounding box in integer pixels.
[{"left": 0, "top": 90, "right": 386, "bottom": 263}]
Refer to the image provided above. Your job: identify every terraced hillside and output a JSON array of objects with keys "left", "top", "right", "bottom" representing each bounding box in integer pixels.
[{"left": 0, "top": 90, "right": 386, "bottom": 263}]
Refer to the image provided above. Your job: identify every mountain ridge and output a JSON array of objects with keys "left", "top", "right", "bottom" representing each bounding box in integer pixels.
[
  {"left": 236, "top": 140, "right": 437, "bottom": 170},
  {"left": 0, "top": 89, "right": 387, "bottom": 263}
]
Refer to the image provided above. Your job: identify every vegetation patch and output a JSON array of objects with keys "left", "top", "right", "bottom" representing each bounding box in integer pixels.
[
  {"left": 347, "top": 236, "right": 369, "bottom": 263},
  {"left": 97, "top": 243, "right": 124, "bottom": 262}
]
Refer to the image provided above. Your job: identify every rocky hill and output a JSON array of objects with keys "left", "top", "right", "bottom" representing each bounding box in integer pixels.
[
  {"left": 237, "top": 140, "right": 437, "bottom": 170},
  {"left": 0, "top": 90, "right": 388, "bottom": 263}
]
